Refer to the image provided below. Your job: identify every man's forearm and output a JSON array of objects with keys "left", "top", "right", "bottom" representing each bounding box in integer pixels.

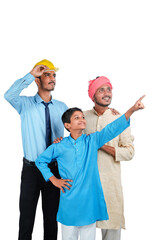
[
  {"left": 100, "top": 145, "right": 115, "bottom": 157},
  {"left": 4, "top": 73, "right": 35, "bottom": 102}
]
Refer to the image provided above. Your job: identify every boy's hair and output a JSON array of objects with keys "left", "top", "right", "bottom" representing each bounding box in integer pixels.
[{"left": 62, "top": 107, "right": 83, "bottom": 132}]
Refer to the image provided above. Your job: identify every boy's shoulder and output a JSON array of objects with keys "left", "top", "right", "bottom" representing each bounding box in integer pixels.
[{"left": 54, "top": 136, "right": 69, "bottom": 146}]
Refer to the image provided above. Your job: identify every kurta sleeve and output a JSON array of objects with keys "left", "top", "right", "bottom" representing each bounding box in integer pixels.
[
  {"left": 4, "top": 73, "right": 35, "bottom": 114},
  {"left": 35, "top": 144, "right": 58, "bottom": 182},
  {"left": 115, "top": 127, "right": 135, "bottom": 161},
  {"left": 95, "top": 114, "right": 130, "bottom": 149}
]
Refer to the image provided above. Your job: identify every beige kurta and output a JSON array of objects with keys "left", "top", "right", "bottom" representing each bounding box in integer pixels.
[{"left": 83, "top": 108, "right": 134, "bottom": 229}]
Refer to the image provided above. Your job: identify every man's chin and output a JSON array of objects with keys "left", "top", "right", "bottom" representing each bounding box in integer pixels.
[
  {"left": 46, "top": 87, "right": 55, "bottom": 91},
  {"left": 97, "top": 102, "right": 110, "bottom": 107},
  {"left": 94, "top": 98, "right": 111, "bottom": 107}
]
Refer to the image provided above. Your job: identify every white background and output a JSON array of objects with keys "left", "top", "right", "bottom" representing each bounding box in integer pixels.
[{"left": 0, "top": 0, "right": 160, "bottom": 239}]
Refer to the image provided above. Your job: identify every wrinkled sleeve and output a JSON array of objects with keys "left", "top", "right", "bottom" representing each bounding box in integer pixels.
[
  {"left": 35, "top": 144, "right": 58, "bottom": 182},
  {"left": 4, "top": 73, "right": 35, "bottom": 114},
  {"left": 115, "top": 126, "right": 135, "bottom": 161},
  {"left": 95, "top": 114, "right": 130, "bottom": 149}
]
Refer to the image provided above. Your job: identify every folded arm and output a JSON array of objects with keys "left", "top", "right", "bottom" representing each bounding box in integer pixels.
[{"left": 100, "top": 127, "right": 135, "bottom": 161}]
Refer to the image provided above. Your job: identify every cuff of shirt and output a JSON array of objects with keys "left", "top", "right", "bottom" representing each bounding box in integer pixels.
[
  {"left": 123, "top": 114, "right": 130, "bottom": 126},
  {"left": 45, "top": 172, "right": 54, "bottom": 182},
  {"left": 115, "top": 147, "right": 122, "bottom": 162},
  {"left": 23, "top": 73, "right": 35, "bottom": 84}
]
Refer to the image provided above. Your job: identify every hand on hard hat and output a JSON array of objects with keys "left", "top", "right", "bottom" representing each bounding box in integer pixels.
[
  {"left": 34, "top": 59, "right": 59, "bottom": 72},
  {"left": 30, "top": 65, "right": 49, "bottom": 78}
]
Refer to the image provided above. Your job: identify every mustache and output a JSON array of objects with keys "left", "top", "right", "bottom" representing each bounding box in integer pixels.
[
  {"left": 48, "top": 81, "right": 56, "bottom": 85},
  {"left": 102, "top": 95, "right": 111, "bottom": 99}
]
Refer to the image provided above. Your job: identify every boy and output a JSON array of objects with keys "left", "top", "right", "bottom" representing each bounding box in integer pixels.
[{"left": 36, "top": 96, "right": 145, "bottom": 240}]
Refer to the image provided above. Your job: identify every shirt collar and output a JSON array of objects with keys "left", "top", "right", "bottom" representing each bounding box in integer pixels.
[
  {"left": 68, "top": 134, "right": 84, "bottom": 145},
  {"left": 34, "top": 93, "right": 54, "bottom": 104},
  {"left": 91, "top": 107, "right": 111, "bottom": 116}
]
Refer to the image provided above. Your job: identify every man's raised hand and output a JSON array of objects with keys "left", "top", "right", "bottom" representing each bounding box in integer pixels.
[{"left": 30, "top": 65, "right": 49, "bottom": 78}]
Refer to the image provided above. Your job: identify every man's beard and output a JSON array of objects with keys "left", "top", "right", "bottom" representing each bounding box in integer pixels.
[
  {"left": 39, "top": 78, "right": 55, "bottom": 91},
  {"left": 41, "top": 84, "right": 55, "bottom": 91},
  {"left": 94, "top": 96, "right": 111, "bottom": 107}
]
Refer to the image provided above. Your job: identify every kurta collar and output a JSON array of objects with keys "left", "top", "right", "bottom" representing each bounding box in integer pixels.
[
  {"left": 68, "top": 134, "right": 84, "bottom": 145},
  {"left": 92, "top": 107, "right": 111, "bottom": 117},
  {"left": 34, "top": 93, "right": 54, "bottom": 104}
]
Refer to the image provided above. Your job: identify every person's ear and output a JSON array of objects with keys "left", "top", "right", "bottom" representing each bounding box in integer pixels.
[
  {"left": 64, "top": 122, "right": 71, "bottom": 131},
  {"left": 35, "top": 77, "right": 41, "bottom": 87}
]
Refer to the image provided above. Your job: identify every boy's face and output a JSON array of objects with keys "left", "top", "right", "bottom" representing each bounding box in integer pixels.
[{"left": 65, "top": 111, "right": 86, "bottom": 132}]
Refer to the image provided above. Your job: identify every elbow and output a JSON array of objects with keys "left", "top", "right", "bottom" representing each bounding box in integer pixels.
[
  {"left": 128, "top": 154, "right": 134, "bottom": 161},
  {"left": 4, "top": 90, "right": 13, "bottom": 103},
  {"left": 126, "top": 148, "right": 135, "bottom": 161},
  {"left": 4, "top": 91, "right": 9, "bottom": 101},
  {"left": 115, "top": 146, "right": 135, "bottom": 161}
]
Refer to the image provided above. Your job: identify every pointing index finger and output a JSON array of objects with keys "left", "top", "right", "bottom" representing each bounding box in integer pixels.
[{"left": 139, "top": 95, "right": 146, "bottom": 101}]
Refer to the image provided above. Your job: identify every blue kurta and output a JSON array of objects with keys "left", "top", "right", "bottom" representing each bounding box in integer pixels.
[{"left": 36, "top": 114, "right": 130, "bottom": 226}]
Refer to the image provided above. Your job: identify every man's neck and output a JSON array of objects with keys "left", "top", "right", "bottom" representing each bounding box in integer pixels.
[
  {"left": 94, "top": 105, "right": 109, "bottom": 116},
  {"left": 38, "top": 90, "right": 52, "bottom": 103}
]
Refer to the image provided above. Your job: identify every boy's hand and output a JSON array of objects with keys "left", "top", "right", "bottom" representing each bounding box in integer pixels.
[
  {"left": 53, "top": 137, "right": 63, "bottom": 143},
  {"left": 125, "top": 95, "right": 145, "bottom": 120},
  {"left": 30, "top": 65, "right": 49, "bottom": 78},
  {"left": 49, "top": 176, "right": 73, "bottom": 193},
  {"left": 133, "top": 95, "right": 145, "bottom": 111}
]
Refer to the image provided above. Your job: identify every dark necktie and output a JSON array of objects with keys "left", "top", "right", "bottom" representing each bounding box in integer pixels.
[{"left": 42, "top": 102, "right": 52, "bottom": 148}]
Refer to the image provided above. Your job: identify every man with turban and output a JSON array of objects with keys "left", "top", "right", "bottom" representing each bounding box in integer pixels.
[
  {"left": 4, "top": 60, "right": 68, "bottom": 240},
  {"left": 84, "top": 76, "right": 135, "bottom": 240}
]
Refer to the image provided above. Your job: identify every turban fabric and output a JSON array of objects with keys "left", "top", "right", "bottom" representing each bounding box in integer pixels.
[{"left": 88, "top": 76, "right": 113, "bottom": 101}]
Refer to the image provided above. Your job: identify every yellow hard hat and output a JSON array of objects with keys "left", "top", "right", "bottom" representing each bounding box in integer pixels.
[{"left": 34, "top": 59, "right": 59, "bottom": 72}]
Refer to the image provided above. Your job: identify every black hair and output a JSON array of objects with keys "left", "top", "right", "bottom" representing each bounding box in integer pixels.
[{"left": 62, "top": 107, "right": 83, "bottom": 132}]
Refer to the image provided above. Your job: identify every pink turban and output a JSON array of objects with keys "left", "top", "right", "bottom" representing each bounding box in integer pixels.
[{"left": 88, "top": 76, "right": 113, "bottom": 101}]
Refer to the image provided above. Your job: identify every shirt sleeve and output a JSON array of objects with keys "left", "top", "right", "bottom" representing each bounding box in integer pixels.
[
  {"left": 64, "top": 103, "right": 68, "bottom": 111},
  {"left": 4, "top": 73, "right": 35, "bottom": 114},
  {"left": 95, "top": 114, "right": 130, "bottom": 149},
  {"left": 115, "top": 127, "right": 135, "bottom": 161},
  {"left": 35, "top": 144, "right": 58, "bottom": 182}
]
